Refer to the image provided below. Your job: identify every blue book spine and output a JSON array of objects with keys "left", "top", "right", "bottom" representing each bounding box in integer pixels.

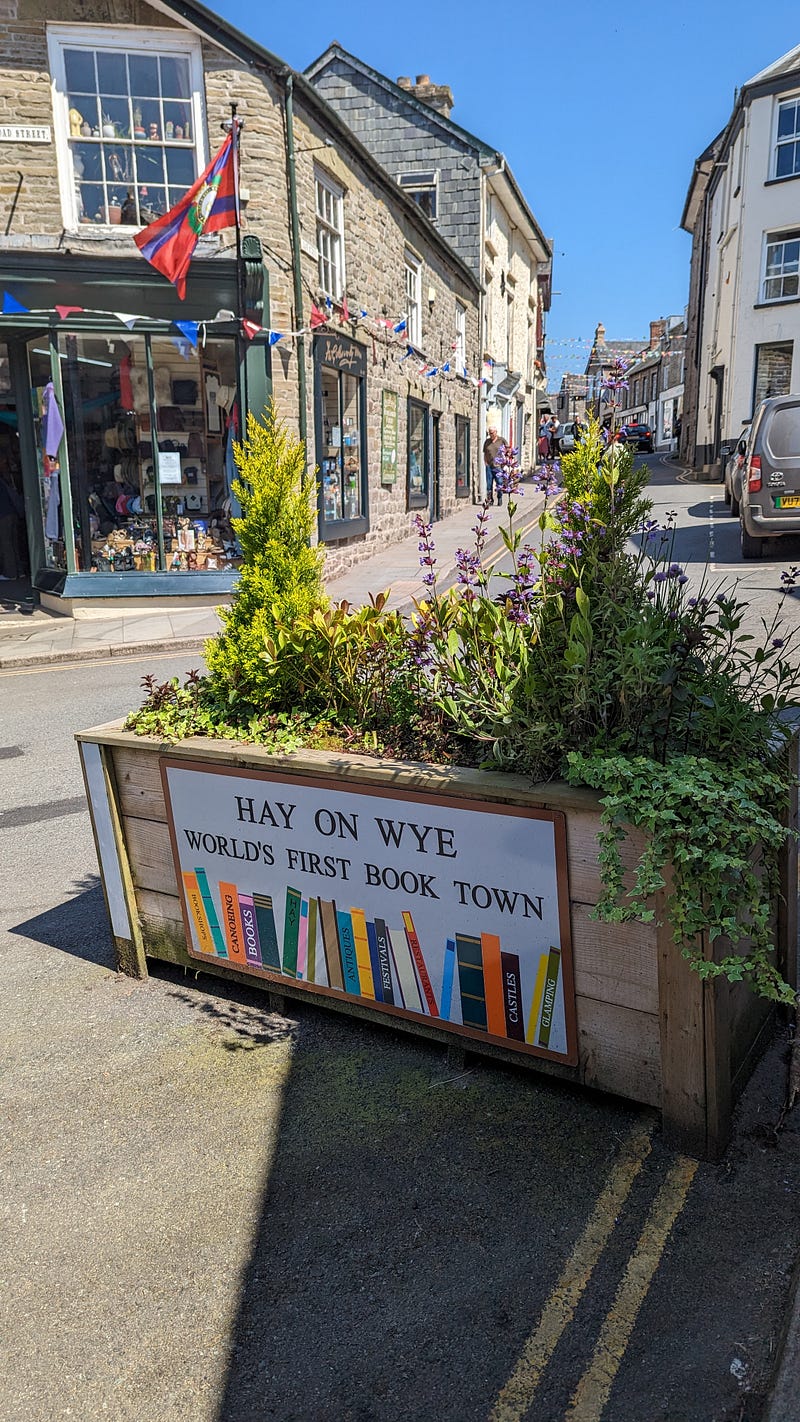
[
  {"left": 336, "top": 909, "right": 361, "bottom": 995},
  {"left": 440, "top": 938, "right": 457, "bottom": 1022},
  {"left": 366, "top": 920, "right": 383, "bottom": 1002},
  {"left": 195, "top": 868, "right": 227, "bottom": 957}
]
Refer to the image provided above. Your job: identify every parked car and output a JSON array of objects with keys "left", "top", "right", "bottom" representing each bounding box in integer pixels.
[
  {"left": 557, "top": 421, "right": 577, "bottom": 453},
  {"left": 724, "top": 430, "right": 749, "bottom": 517},
  {"left": 619, "top": 422, "right": 654, "bottom": 453},
  {"left": 739, "top": 395, "right": 800, "bottom": 558}
]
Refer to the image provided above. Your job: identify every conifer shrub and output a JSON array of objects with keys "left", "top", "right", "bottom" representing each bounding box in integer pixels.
[{"left": 204, "top": 405, "right": 325, "bottom": 710}]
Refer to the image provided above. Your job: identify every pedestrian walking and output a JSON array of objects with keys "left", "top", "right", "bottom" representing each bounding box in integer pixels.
[
  {"left": 537, "top": 415, "right": 550, "bottom": 463},
  {"left": 483, "top": 422, "right": 508, "bottom": 506},
  {"left": 547, "top": 415, "right": 560, "bottom": 457}
]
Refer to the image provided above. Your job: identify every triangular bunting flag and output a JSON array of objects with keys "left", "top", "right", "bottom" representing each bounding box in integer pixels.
[
  {"left": 3, "top": 293, "right": 29, "bottom": 314},
  {"left": 441, "top": 362, "right": 450, "bottom": 374},
  {"left": 113, "top": 313, "right": 139, "bottom": 329},
  {"left": 340, "top": 297, "right": 350, "bottom": 323},
  {"left": 310, "top": 303, "right": 327, "bottom": 329},
  {"left": 242, "top": 319, "right": 262, "bottom": 340},
  {"left": 424, "top": 366, "right": 438, "bottom": 377},
  {"left": 399, "top": 346, "right": 413, "bottom": 363},
  {"left": 55, "top": 305, "right": 83, "bottom": 320},
  {"left": 175, "top": 320, "right": 198, "bottom": 347},
  {"left": 171, "top": 338, "right": 192, "bottom": 360},
  {"left": 392, "top": 318, "right": 407, "bottom": 334},
  {"left": 268, "top": 331, "right": 283, "bottom": 346}
]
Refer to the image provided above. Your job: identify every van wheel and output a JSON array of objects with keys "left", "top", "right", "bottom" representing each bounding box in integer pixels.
[{"left": 740, "top": 524, "right": 762, "bottom": 559}]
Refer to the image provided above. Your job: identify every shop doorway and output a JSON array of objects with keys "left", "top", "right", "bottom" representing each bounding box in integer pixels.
[{"left": 0, "top": 342, "right": 33, "bottom": 608}]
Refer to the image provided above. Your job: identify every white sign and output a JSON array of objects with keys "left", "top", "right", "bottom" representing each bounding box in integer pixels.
[
  {"left": 162, "top": 760, "right": 577, "bottom": 1064},
  {"left": 158, "top": 451, "right": 182, "bottom": 484},
  {"left": 0, "top": 125, "right": 52, "bottom": 143}
]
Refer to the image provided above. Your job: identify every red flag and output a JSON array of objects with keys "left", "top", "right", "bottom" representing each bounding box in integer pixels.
[
  {"left": 309, "top": 303, "right": 327, "bottom": 329},
  {"left": 134, "top": 132, "right": 238, "bottom": 299},
  {"left": 55, "top": 305, "right": 83, "bottom": 320},
  {"left": 340, "top": 296, "right": 350, "bottom": 324},
  {"left": 242, "top": 319, "right": 261, "bottom": 340}
]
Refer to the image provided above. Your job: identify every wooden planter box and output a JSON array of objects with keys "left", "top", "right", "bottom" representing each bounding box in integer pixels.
[{"left": 76, "top": 722, "right": 798, "bottom": 1160}]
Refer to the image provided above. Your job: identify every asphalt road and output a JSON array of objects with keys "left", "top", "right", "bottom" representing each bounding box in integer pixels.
[{"left": 1, "top": 528, "right": 800, "bottom": 1421}]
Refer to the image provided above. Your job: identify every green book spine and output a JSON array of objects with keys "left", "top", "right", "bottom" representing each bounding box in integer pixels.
[
  {"left": 282, "top": 887, "right": 302, "bottom": 977},
  {"left": 456, "top": 932, "right": 487, "bottom": 1031},
  {"left": 252, "top": 892, "right": 281, "bottom": 971},
  {"left": 195, "top": 868, "right": 227, "bottom": 958},
  {"left": 538, "top": 948, "right": 562, "bottom": 1048}
]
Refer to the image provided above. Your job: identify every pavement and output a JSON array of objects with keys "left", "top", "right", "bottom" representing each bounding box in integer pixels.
[{"left": 0, "top": 489, "right": 544, "bottom": 669}]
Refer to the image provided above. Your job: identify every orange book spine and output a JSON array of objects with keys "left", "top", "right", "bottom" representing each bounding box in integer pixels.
[
  {"left": 219, "top": 881, "right": 247, "bottom": 964},
  {"left": 481, "top": 932, "right": 506, "bottom": 1037},
  {"left": 182, "top": 871, "right": 215, "bottom": 955}
]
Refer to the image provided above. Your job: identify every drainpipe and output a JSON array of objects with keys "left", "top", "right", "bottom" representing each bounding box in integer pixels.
[{"left": 284, "top": 73, "right": 308, "bottom": 465}]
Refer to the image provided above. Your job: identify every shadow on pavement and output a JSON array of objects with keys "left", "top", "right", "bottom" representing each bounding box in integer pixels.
[{"left": 9, "top": 876, "right": 116, "bottom": 969}]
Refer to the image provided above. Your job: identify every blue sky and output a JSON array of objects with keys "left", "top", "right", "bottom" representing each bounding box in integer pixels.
[{"left": 210, "top": 0, "right": 799, "bottom": 386}]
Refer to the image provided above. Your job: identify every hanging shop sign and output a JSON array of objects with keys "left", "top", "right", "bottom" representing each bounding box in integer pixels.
[
  {"left": 315, "top": 332, "right": 366, "bottom": 376},
  {"left": 161, "top": 760, "right": 578, "bottom": 1065},
  {"left": 0, "top": 125, "right": 52, "bottom": 143},
  {"left": 380, "top": 389, "right": 399, "bottom": 485}
]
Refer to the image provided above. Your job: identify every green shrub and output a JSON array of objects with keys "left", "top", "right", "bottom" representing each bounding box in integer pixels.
[{"left": 204, "top": 405, "right": 325, "bottom": 710}]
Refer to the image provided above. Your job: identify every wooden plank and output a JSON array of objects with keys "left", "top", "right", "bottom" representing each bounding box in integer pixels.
[
  {"left": 565, "top": 811, "right": 649, "bottom": 906},
  {"left": 113, "top": 747, "right": 168, "bottom": 823},
  {"left": 124, "top": 816, "right": 176, "bottom": 893},
  {"left": 571, "top": 905, "right": 659, "bottom": 1013},
  {"left": 135, "top": 885, "right": 184, "bottom": 928},
  {"left": 97, "top": 746, "right": 148, "bottom": 979},
  {"left": 576, "top": 997, "right": 661, "bottom": 1106},
  {"left": 657, "top": 869, "right": 709, "bottom": 1157}
]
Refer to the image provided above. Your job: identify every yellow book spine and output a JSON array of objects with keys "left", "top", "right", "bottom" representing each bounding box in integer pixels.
[
  {"left": 183, "top": 871, "right": 215, "bottom": 955},
  {"left": 526, "top": 953, "right": 549, "bottom": 1044},
  {"left": 350, "top": 907, "right": 375, "bottom": 999}
]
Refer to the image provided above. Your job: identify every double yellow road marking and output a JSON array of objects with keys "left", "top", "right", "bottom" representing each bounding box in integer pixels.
[{"left": 489, "top": 1124, "right": 697, "bottom": 1422}]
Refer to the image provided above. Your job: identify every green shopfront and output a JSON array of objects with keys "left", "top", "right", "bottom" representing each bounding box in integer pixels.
[{"left": 0, "top": 247, "right": 270, "bottom": 611}]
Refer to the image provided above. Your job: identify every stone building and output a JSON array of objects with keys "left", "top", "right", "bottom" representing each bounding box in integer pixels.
[
  {"left": 305, "top": 46, "right": 552, "bottom": 477},
  {"left": 0, "top": 0, "right": 480, "bottom": 612},
  {"left": 681, "top": 45, "right": 800, "bottom": 472},
  {"left": 584, "top": 322, "right": 647, "bottom": 426}
]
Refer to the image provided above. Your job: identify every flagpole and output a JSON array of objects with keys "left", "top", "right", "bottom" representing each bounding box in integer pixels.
[{"left": 230, "top": 102, "right": 248, "bottom": 424}]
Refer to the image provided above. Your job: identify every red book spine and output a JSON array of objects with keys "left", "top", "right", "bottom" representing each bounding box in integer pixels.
[{"left": 402, "top": 911, "right": 439, "bottom": 1017}]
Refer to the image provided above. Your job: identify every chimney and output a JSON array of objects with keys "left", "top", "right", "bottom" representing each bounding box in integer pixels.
[
  {"left": 649, "top": 319, "right": 666, "bottom": 349},
  {"left": 397, "top": 72, "right": 454, "bottom": 119},
  {"left": 594, "top": 321, "right": 606, "bottom": 344}
]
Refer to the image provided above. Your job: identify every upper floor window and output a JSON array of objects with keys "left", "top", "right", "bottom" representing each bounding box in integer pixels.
[
  {"left": 763, "top": 230, "right": 800, "bottom": 301},
  {"left": 48, "top": 26, "right": 204, "bottom": 230},
  {"left": 774, "top": 98, "right": 800, "bottom": 179},
  {"left": 315, "top": 168, "right": 345, "bottom": 299},
  {"left": 405, "top": 250, "right": 422, "bottom": 347},
  {"left": 455, "top": 300, "right": 466, "bottom": 368},
  {"left": 398, "top": 171, "right": 437, "bottom": 222}
]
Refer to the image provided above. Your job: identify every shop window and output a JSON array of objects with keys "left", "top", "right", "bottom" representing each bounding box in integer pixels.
[
  {"left": 407, "top": 398, "right": 429, "bottom": 510},
  {"left": 455, "top": 414, "right": 470, "bottom": 498},
  {"left": 314, "top": 333, "right": 367, "bottom": 540},
  {"left": 55, "top": 330, "right": 239, "bottom": 573},
  {"left": 48, "top": 26, "right": 204, "bottom": 229}
]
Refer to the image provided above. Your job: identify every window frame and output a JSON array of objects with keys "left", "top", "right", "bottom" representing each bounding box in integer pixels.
[
  {"left": 315, "top": 166, "right": 345, "bottom": 301},
  {"left": 455, "top": 300, "right": 466, "bottom": 369},
  {"left": 313, "top": 333, "right": 368, "bottom": 542},
  {"left": 404, "top": 250, "right": 422, "bottom": 348},
  {"left": 47, "top": 23, "right": 207, "bottom": 232},
  {"left": 752, "top": 340, "right": 794, "bottom": 415},
  {"left": 397, "top": 170, "right": 438, "bottom": 222},
  {"left": 773, "top": 94, "right": 800, "bottom": 182},
  {"left": 761, "top": 227, "right": 800, "bottom": 303},
  {"left": 455, "top": 413, "right": 470, "bottom": 499},
  {"left": 407, "top": 395, "right": 430, "bottom": 511}
]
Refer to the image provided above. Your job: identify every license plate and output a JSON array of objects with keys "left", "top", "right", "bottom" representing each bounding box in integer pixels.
[{"left": 774, "top": 495, "right": 800, "bottom": 508}]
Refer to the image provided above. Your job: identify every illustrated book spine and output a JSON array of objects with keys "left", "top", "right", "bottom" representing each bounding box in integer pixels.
[
  {"left": 336, "top": 909, "right": 361, "bottom": 996},
  {"left": 366, "top": 919, "right": 383, "bottom": 1002},
  {"left": 238, "top": 892, "right": 262, "bottom": 967},
  {"left": 319, "top": 899, "right": 344, "bottom": 992},
  {"left": 456, "top": 932, "right": 487, "bottom": 1031},
  {"left": 351, "top": 907, "right": 375, "bottom": 999},
  {"left": 500, "top": 951, "right": 525, "bottom": 1041},
  {"left": 182, "top": 871, "right": 215, "bottom": 955},
  {"left": 252, "top": 893, "right": 280, "bottom": 971},
  {"left": 537, "top": 948, "right": 562, "bottom": 1048},
  {"left": 296, "top": 898, "right": 309, "bottom": 981},
  {"left": 195, "top": 868, "right": 227, "bottom": 957},
  {"left": 373, "top": 917, "right": 395, "bottom": 1006},
  {"left": 219, "top": 881, "right": 247, "bottom": 964},
  {"left": 282, "top": 886, "right": 302, "bottom": 978},
  {"left": 439, "top": 938, "right": 457, "bottom": 1022},
  {"left": 306, "top": 897, "right": 318, "bottom": 983},
  {"left": 402, "top": 911, "right": 438, "bottom": 1016},
  {"left": 480, "top": 932, "right": 506, "bottom": 1036},
  {"left": 390, "top": 925, "right": 422, "bottom": 1012}
]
